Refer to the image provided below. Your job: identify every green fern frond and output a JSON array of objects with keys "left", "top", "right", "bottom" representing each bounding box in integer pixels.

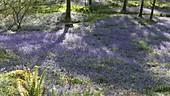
[
  {"left": 17, "top": 80, "right": 29, "bottom": 96},
  {"left": 17, "top": 66, "right": 46, "bottom": 96},
  {"left": 36, "top": 69, "right": 46, "bottom": 96}
]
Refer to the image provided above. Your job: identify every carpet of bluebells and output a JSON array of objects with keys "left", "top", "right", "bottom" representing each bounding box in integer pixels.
[{"left": 1, "top": 14, "right": 170, "bottom": 95}]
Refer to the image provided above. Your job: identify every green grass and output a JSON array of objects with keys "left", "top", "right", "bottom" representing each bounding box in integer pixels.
[
  {"left": 128, "top": 1, "right": 140, "bottom": 7},
  {"left": 134, "top": 40, "right": 152, "bottom": 52},
  {"left": 138, "top": 19, "right": 158, "bottom": 24},
  {"left": 30, "top": 4, "right": 90, "bottom": 14},
  {"left": 27, "top": 3, "right": 141, "bottom": 23},
  {"left": 30, "top": 4, "right": 65, "bottom": 14},
  {"left": 52, "top": 72, "right": 104, "bottom": 96},
  {"left": 154, "top": 84, "right": 170, "bottom": 92},
  {"left": 146, "top": 61, "right": 161, "bottom": 67},
  {"left": 0, "top": 48, "right": 21, "bottom": 67},
  {"left": 0, "top": 70, "right": 25, "bottom": 95},
  {"left": 164, "top": 64, "right": 170, "bottom": 69},
  {"left": 133, "top": 40, "right": 161, "bottom": 56},
  {"left": 0, "top": 48, "right": 104, "bottom": 96},
  {"left": 155, "top": 2, "right": 170, "bottom": 11},
  {"left": 143, "top": 84, "right": 170, "bottom": 96},
  {"left": 84, "top": 13, "right": 110, "bottom": 23}
]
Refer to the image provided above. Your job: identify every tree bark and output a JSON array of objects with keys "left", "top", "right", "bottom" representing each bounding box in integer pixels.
[
  {"left": 89, "top": 0, "right": 92, "bottom": 11},
  {"left": 65, "top": 0, "right": 73, "bottom": 27},
  {"left": 139, "top": 0, "right": 144, "bottom": 17},
  {"left": 89, "top": 0, "right": 92, "bottom": 6},
  {"left": 65, "top": 0, "right": 71, "bottom": 23},
  {"left": 150, "top": 0, "right": 156, "bottom": 20},
  {"left": 122, "top": 0, "right": 128, "bottom": 12}
]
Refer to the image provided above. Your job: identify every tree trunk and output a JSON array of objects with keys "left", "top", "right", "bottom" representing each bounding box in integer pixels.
[
  {"left": 122, "top": 0, "right": 128, "bottom": 12},
  {"left": 17, "top": 23, "right": 21, "bottom": 30},
  {"left": 85, "top": 0, "right": 86, "bottom": 6},
  {"left": 89, "top": 0, "right": 92, "bottom": 11},
  {"left": 150, "top": 0, "right": 156, "bottom": 20},
  {"left": 65, "top": 0, "right": 73, "bottom": 27},
  {"left": 89, "top": 0, "right": 92, "bottom": 6},
  {"left": 139, "top": 0, "right": 144, "bottom": 17},
  {"left": 65, "top": 0, "right": 71, "bottom": 23}
]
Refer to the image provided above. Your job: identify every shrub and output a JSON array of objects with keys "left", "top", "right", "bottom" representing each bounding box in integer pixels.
[{"left": 5, "top": 0, "right": 33, "bottom": 30}]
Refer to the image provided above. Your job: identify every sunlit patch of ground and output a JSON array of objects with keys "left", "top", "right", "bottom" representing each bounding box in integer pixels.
[{"left": 0, "top": 14, "right": 170, "bottom": 95}]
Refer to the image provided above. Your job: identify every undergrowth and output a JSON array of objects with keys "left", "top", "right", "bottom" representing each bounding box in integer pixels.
[
  {"left": 0, "top": 48, "right": 21, "bottom": 68},
  {"left": 0, "top": 66, "right": 46, "bottom": 96}
]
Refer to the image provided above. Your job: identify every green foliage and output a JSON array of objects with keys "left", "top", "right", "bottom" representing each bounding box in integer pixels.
[
  {"left": 30, "top": 4, "right": 65, "bottom": 14},
  {"left": 154, "top": 84, "right": 170, "bottom": 92},
  {"left": 164, "top": 64, "right": 170, "bottom": 69},
  {"left": 143, "top": 83, "right": 170, "bottom": 96},
  {"left": 30, "top": 4, "right": 91, "bottom": 14},
  {"left": 109, "top": 1, "right": 122, "bottom": 7},
  {"left": 72, "top": 5, "right": 90, "bottom": 13},
  {"left": 52, "top": 72, "right": 104, "bottom": 96},
  {"left": 0, "top": 48, "right": 21, "bottom": 67},
  {"left": 0, "top": 70, "right": 29, "bottom": 95},
  {"left": 71, "top": 77, "right": 84, "bottom": 84},
  {"left": 85, "top": 13, "right": 109, "bottom": 23},
  {"left": 90, "top": 5, "right": 115, "bottom": 14},
  {"left": 146, "top": 61, "right": 161, "bottom": 67},
  {"left": 128, "top": 1, "right": 140, "bottom": 7},
  {"left": 0, "top": 48, "right": 14, "bottom": 58},
  {"left": 0, "top": 66, "right": 46, "bottom": 96},
  {"left": 4, "top": 0, "right": 33, "bottom": 29},
  {"left": 134, "top": 40, "right": 152, "bottom": 52},
  {"left": 55, "top": 72, "right": 89, "bottom": 86},
  {"left": 138, "top": 19, "right": 157, "bottom": 24},
  {"left": 155, "top": 1, "right": 170, "bottom": 11},
  {"left": 18, "top": 66, "right": 46, "bottom": 96},
  {"left": 0, "top": 71, "right": 23, "bottom": 95}
]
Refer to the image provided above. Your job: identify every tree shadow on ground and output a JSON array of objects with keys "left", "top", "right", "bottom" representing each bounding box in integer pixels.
[
  {"left": 56, "top": 26, "right": 69, "bottom": 43},
  {"left": 51, "top": 15, "right": 170, "bottom": 94}
]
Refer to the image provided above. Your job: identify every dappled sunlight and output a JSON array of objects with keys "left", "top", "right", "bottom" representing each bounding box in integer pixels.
[
  {"left": 114, "top": 7, "right": 170, "bottom": 15},
  {"left": 1, "top": 14, "right": 170, "bottom": 95},
  {"left": 63, "top": 31, "right": 82, "bottom": 43},
  {"left": 19, "top": 43, "right": 42, "bottom": 53},
  {"left": 1, "top": 0, "right": 170, "bottom": 95}
]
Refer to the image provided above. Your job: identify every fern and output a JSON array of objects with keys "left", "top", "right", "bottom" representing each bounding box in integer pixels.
[
  {"left": 17, "top": 66, "right": 46, "bottom": 96},
  {"left": 17, "top": 80, "right": 29, "bottom": 96},
  {"left": 36, "top": 68, "right": 46, "bottom": 96}
]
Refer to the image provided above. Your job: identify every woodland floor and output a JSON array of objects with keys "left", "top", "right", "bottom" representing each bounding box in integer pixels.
[{"left": 1, "top": 7, "right": 170, "bottom": 95}]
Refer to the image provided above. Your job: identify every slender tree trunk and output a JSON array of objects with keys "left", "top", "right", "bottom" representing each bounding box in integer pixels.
[
  {"left": 17, "top": 23, "right": 21, "bottom": 29},
  {"left": 65, "top": 0, "right": 73, "bottom": 27},
  {"left": 89, "top": 0, "right": 92, "bottom": 11},
  {"left": 139, "top": 0, "right": 144, "bottom": 17},
  {"left": 122, "top": 0, "right": 128, "bottom": 12},
  {"left": 150, "top": 0, "right": 156, "bottom": 20},
  {"left": 65, "top": 0, "right": 71, "bottom": 23},
  {"left": 85, "top": 0, "right": 86, "bottom": 6},
  {"left": 89, "top": 0, "right": 92, "bottom": 6}
]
